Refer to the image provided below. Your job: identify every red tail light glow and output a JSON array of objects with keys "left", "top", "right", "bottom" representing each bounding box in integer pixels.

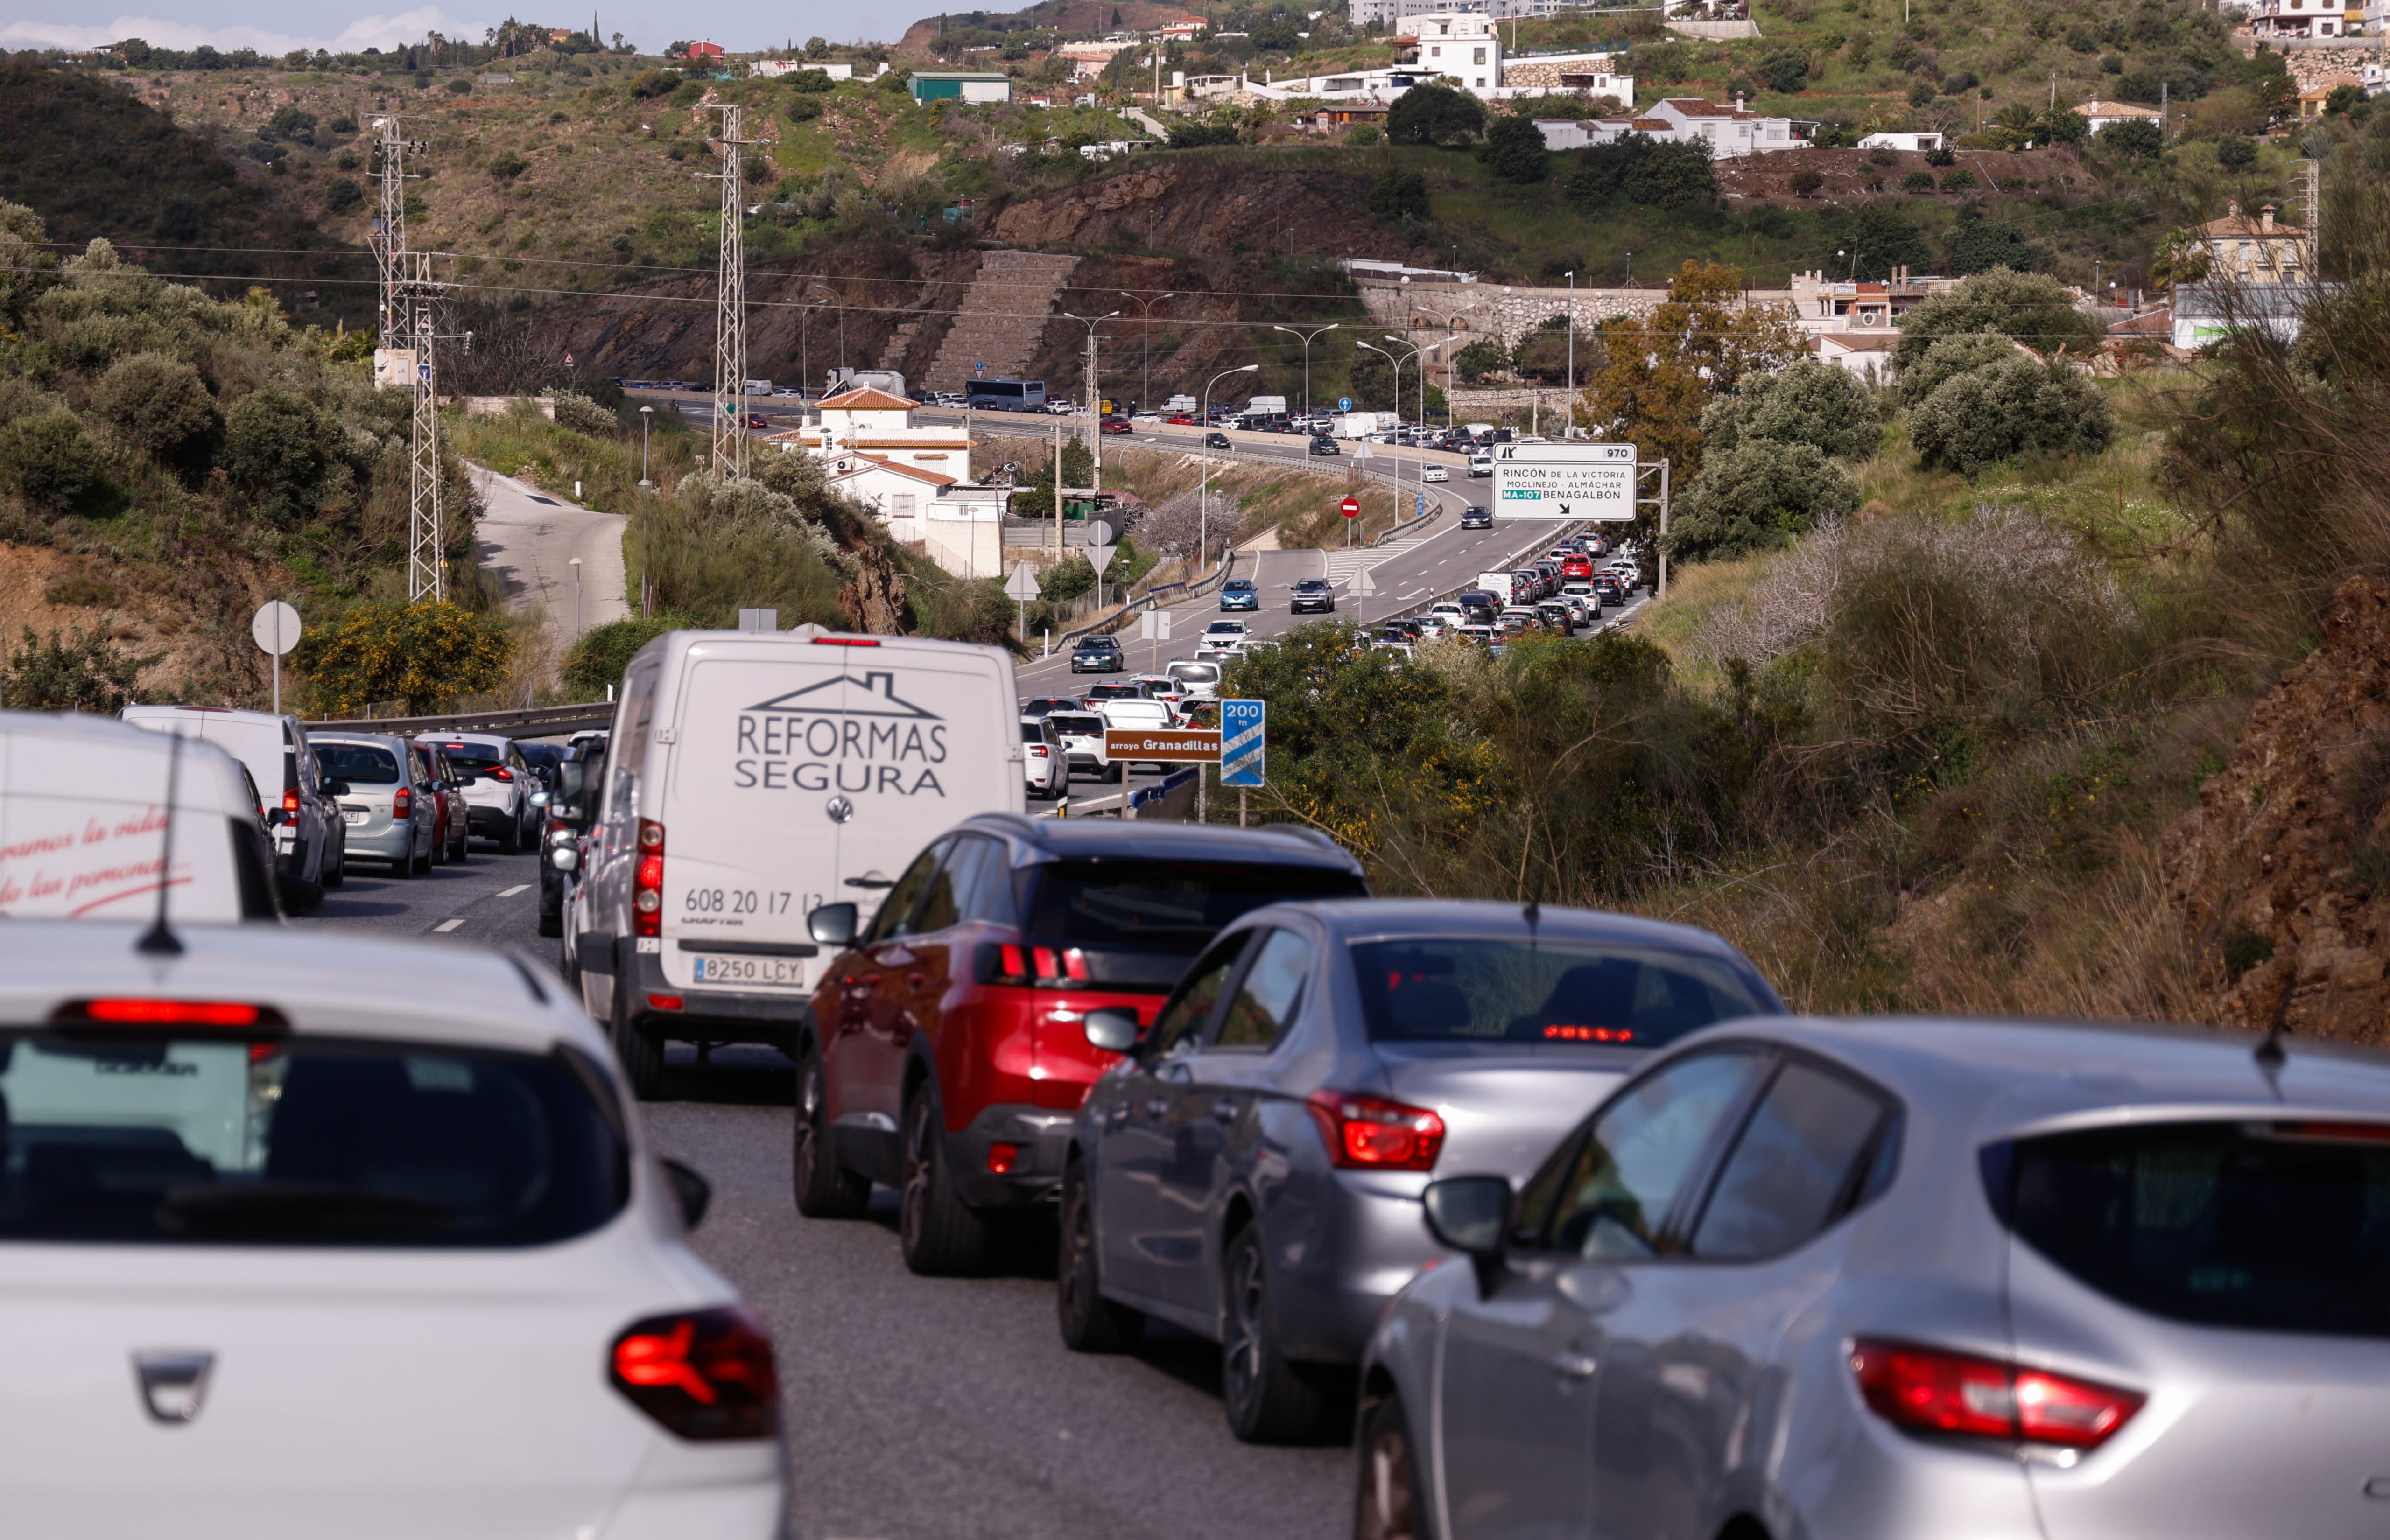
[
  {"left": 393, "top": 786, "right": 411, "bottom": 818},
  {"left": 811, "top": 637, "right": 880, "bottom": 647},
  {"left": 977, "top": 941, "right": 1091, "bottom": 988},
  {"left": 57, "top": 998, "right": 272, "bottom": 1029},
  {"left": 986, "top": 1142, "right": 1019, "bottom": 1174},
  {"left": 633, "top": 819, "right": 664, "bottom": 938},
  {"left": 1307, "top": 1090, "right": 1446, "bottom": 1172},
  {"left": 1850, "top": 1339, "right": 2144, "bottom": 1449},
  {"left": 489, "top": 766, "right": 513, "bottom": 781},
  {"left": 610, "top": 1307, "right": 780, "bottom": 1441},
  {"left": 281, "top": 788, "right": 300, "bottom": 814}
]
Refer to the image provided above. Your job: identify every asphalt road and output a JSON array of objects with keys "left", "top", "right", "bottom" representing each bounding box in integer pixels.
[{"left": 295, "top": 838, "right": 1353, "bottom": 1540}]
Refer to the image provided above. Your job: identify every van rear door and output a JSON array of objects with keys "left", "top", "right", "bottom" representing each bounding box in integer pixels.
[{"left": 661, "top": 637, "right": 1023, "bottom": 1000}]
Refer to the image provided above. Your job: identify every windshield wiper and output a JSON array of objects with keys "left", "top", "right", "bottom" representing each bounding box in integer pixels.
[{"left": 156, "top": 1183, "right": 454, "bottom": 1238}]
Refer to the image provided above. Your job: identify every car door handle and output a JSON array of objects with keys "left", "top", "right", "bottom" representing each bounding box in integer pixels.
[
  {"left": 1142, "top": 1098, "right": 1169, "bottom": 1118},
  {"left": 1552, "top": 1353, "right": 1598, "bottom": 1380}
]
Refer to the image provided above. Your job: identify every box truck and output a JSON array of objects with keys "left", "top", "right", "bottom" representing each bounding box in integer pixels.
[
  {"left": 1477, "top": 571, "right": 1523, "bottom": 603},
  {"left": 1334, "top": 411, "right": 1399, "bottom": 439}
]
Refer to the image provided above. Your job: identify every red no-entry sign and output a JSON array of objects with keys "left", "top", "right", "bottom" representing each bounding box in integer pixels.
[{"left": 1340, "top": 497, "right": 1360, "bottom": 518}]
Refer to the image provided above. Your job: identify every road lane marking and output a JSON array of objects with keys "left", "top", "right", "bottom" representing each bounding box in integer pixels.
[
  {"left": 433, "top": 918, "right": 464, "bottom": 932},
  {"left": 497, "top": 884, "right": 530, "bottom": 897}
]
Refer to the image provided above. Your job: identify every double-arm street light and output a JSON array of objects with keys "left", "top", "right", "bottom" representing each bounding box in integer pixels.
[
  {"left": 1269, "top": 322, "right": 1339, "bottom": 424},
  {"left": 808, "top": 284, "right": 844, "bottom": 382},
  {"left": 1061, "top": 309, "right": 1122, "bottom": 490},
  {"left": 801, "top": 295, "right": 829, "bottom": 399},
  {"left": 1361, "top": 336, "right": 1427, "bottom": 536},
  {"left": 1200, "top": 363, "right": 1260, "bottom": 570},
  {"left": 1118, "top": 290, "right": 1174, "bottom": 412}
]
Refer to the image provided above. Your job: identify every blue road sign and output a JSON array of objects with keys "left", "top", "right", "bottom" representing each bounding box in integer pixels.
[
  {"left": 1336, "top": 396, "right": 1353, "bottom": 412},
  {"left": 1220, "top": 699, "right": 1265, "bottom": 789}
]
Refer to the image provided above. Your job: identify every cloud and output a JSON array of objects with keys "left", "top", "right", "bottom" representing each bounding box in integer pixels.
[{"left": 0, "top": 7, "right": 495, "bottom": 55}]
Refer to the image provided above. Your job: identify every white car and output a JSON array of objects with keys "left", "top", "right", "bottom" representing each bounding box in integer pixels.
[
  {"left": 1467, "top": 454, "right": 1493, "bottom": 478},
  {"left": 0, "top": 920, "right": 784, "bottom": 1540},
  {"left": 1164, "top": 658, "right": 1223, "bottom": 701},
  {"left": 1020, "top": 715, "right": 1068, "bottom": 800},
  {"left": 1202, "top": 619, "right": 1249, "bottom": 644},
  {"left": 1044, "top": 710, "right": 1109, "bottom": 781},
  {"left": 1421, "top": 465, "right": 1449, "bottom": 483},
  {"left": 1129, "top": 413, "right": 1162, "bottom": 427},
  {"left": 414, "top": 733, "right": 538, "bottom": 854}
]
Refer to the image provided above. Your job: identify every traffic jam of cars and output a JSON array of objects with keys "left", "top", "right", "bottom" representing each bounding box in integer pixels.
[{"left": 3, "top": 610, "right": 2384, "bottom": 1540}]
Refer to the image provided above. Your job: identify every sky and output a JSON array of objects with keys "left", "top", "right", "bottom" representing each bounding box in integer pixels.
[{"left": 0, "top": 0, "right": 919, "bottom": 55}]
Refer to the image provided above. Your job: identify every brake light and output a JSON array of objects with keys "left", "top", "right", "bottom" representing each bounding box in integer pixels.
[
  {"left": 977, "top": 941, "right": 1089, "bottom": 987},
  {"left": 811, "top": 637, "right": 880, "bottom": 647},
  {"left": 1307, "top": 1090, "right": 1446, "bottom": 1172},
  {"left": 56, "top": 998, "right": 274, "bottom": 1029},
  {"left": 1850, "top": 1340, "right": 2144, "bottom": 1449},
  {"left": 281, "top": 788, "right": 300, "bottom": 814},
  {"left": 987, "top": 1142, "right": 1019, "bottom": 1174},
  {"left": 609, "top": 1307, "right": 780, "bottom": 1441},
  {"left": 634, "top": 819, "right": 665, "bottom": 938},
  {"left": 647, "top": 993, "right": 684, "bottom": 1011},
  {"left": 489, "top": 766, "right": 513, "bottom": 781},
  {"left": 393, "top": 786, "right": 411, "bottom": 818}
]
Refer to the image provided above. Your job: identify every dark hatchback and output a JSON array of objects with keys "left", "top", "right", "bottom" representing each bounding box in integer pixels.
[{"left": 1070, "top": 634, "right": 1126, "bottom": 673}]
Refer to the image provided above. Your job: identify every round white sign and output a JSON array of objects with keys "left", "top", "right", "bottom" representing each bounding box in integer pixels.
[
  {"left": 251, "top": 601, "right": 302, "bottom": 657},
  {"left": 1083, "top": 520, "right": 1116, "bottom": 548}
]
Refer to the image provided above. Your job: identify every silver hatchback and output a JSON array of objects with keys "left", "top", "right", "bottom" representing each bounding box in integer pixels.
[
  {"left": 1056, "top": 899, "right": 1783, "bottom": 1443},
  {"left": 1358, "top": 1016, "right": 2390, "bottom": 1540}
]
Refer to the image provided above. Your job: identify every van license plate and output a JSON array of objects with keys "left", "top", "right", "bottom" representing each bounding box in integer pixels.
[{"left": 690, "top": 954, "right": 807, "bottom": 986}]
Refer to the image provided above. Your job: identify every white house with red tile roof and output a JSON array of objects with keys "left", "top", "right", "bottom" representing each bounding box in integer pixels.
[
  {"left": 765, "top": 387, "right": 1008, "bottom": 579},
  {"left": 1540, "top": 95, "right": 1809, "bottom": 157}
]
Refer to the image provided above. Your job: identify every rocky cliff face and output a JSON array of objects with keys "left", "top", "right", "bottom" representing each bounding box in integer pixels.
[
  {"left": 990, "top": 159, "right": 1405, "bottom": 260},
  {"left": 2161, "top": 574, "right": 2390, "bottom": 1043}
]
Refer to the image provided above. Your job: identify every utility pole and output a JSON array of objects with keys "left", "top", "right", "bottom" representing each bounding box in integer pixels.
[
  {"left": 2305, "top": 156, "right": 2322, "bottom": 275},
  {"left": 1119, "top": 290, "right": 1174, "bottom": 410},
  {"left": 370, "top": 117, "right": 412, "bottom": 349},
  {"left": 706, "top": 103, "right": 756, "bottom": 480},
  {"left": 402, "top": 250, "right": 456, "bottom": 602},
  {"left": 1061, "top": 308, "right": 1119, "bottom": 491},
  {"left": 1564, "top": 269, "right": 1575, "bottom": 439},
  {"left": 1269, "top": 322, "right": 1339, "bottom": 424}
]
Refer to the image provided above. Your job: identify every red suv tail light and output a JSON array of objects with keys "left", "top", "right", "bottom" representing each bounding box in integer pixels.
[
  {"left": 976, "top": 941, "right": 1089, "bottom": 987},
  {"left": 1850, "top": 1339, "right": 2144, "bottom": 1449},
  {"left": 609, "top": 1306, "right": 780, "bottom": 1440},
  {"left": 633, "top": 819, "right": 665, "bottom": 938},
  {"left": 1307, "top": 1090, "right": 1446, "bottom": 1172}
]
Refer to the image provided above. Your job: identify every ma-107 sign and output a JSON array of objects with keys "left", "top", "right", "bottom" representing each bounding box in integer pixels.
[{"left": 1492, "top": 441, "right": 1637, "bottom": 521}]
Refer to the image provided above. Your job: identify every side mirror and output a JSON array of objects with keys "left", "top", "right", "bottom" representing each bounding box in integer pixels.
[
  {"left": 550, "top": 845, "right": 578, "bottom": 872},
  {"left": 1082, "top": 1007, "right": 1140, "bottom": 1053},
  {"left": 1422, "top": 1175, "right": 1515, "bottom": 1281},
  {"left": 529, "top": 790, "right": 550, "bottom": 809},
  {"left": 454, "top": 773, "right": 478, "bottom": 786},
  {"left": 324, "top": 778, "right": 351, "bottom": 797},
  {"left": 661, "top": 1157, "right": 711, "bottom": 1230},
  {"left": 807, "top": 901, "right": 858, "bottom": 946}
]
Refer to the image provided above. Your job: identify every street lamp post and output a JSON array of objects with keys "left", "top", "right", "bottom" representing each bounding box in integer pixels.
[
  {"left": 1200, "top": 363, "right": 1260, "bottom": 573},
  {"left": 1061, "top": 309, "right": 1122, "bottom": 492},
  {"left": 1565, "top": 269, "right": 1576, "bottom": 439},
  {"left": 801, "top": 296, "right": 828, "bottom": 399},
  {"left": 1358, "top": 339, "right": 1420, "bottom": 546},
  {"left": 637, "top": 405, "right": 654, "bottom": 486},
  {"left": 1269, "top": 322, "right": 1339, "bottom": 425},
  {"left": 809, "top": 284, "right": 844, "bottom": 384},
  {"left": 1118, "top": 290, "right": 1175, "bottom": 412}
]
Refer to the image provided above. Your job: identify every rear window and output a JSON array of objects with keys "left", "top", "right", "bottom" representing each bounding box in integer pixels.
[
  {"left": 1351, "top": 939, "right": 1770, "bottom": 1048},
  {"left": 0, "top": 1032, "right": 627, "bottom": 1247},
  {"left": 1048, "top": 715, "right": 1103, "bottom": 735},
  {"left": 1997, "top": 1120, "right": 2390, "bottom": 1338},
  {"left": 1024, "top": 860, "right": 1364, "bottom": 955},
  {"left": 317, "top": 744, "right": 400, "bottom": 784},
  {"left": 1169, "top": 665, "right": 1220, "bottom": 684},
  {"left": 435, "top": 743, "right": 504, "bottom": 770}
]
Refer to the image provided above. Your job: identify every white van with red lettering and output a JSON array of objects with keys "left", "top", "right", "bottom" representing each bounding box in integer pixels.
[{"left": 566, "top": 625, "right": 1023, "bottom": 1096}]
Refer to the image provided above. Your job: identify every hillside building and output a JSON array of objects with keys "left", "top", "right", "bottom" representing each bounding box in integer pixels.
[
  {"left": 908, "top": 71, "right": 1012, "bottom": 104},
  {"left": 1538, "top": 96, "right": 1810, "bottom": 157},
  {"left": 2197, "top": 201, "right": 2312, "bottom": 285},
  {"left": 2249, "top": 0, "right": 2348, "bottom": 36},
  {"left": 765, "top": 387, "right": 1006, "bottom": 579},
  {"left": 1787, "top": 268, "right": 1962, "bottom": 333},
  {"left": 2075, "top": 98, "right": 2165, "bottom": 133}
]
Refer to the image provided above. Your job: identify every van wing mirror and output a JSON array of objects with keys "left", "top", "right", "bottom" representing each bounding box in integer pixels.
[
  {"left": 528, "top": 790, "right": 550, "bottom": 809},
  {"left": 1082, "top": 1007, "right": 1140, "bottom": 1053},
  {"left": 1422, "top": 1175, "right": 1515, "bottom": 1273},
  {"left": 807, "top": 902, "right": 858, "bottom": 946}
]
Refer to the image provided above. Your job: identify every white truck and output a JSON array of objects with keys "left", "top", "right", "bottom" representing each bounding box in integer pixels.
[
  {"left": 743, "top": 377, "right": 774, "bottom": 396},
  {"left": 1161, "top": 394, "right": 1198, "bottom": 416},
  {"left": 1334, "top": 411, "right": 1399, "bottom": 439},
  {"left": 564, "top": 625, "right": 1024, "bottom": 1097},
  {"left": 1476, "top": 571, "right": 1523, "bottom": 603},
  {"left": 827, "top": 368, "right": 906, "bottom": 397},
  {"left": 1243, "top": 395, "right": 1288, "bottom": 417}
]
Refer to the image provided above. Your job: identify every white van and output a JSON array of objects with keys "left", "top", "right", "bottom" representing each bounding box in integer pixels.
[
  {"left": 0, "top": 713, "right": 280, "bottom": 925},
  {"left": 122, "top": 706, "right": 344, "bottom": 911},
  {"left": 567, "top": 627, "right": 1024, "bottom": 1096}
]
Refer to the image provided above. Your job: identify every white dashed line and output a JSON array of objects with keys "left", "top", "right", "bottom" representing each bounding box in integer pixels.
[
  {"left": 497, "top": 884, "right": 530, "bottom": 898},
  {"left": 433, "top": 918, "right": 464, "bottom": 933}
]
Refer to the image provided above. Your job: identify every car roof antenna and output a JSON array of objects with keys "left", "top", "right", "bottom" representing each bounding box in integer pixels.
[
  {"left": 1522, "top": 896, "right": 1540, "bottom": 959},
  {"left": 136, "top": 728, "right": 185, "bottom": 957},
  {"left": 2253, "top": 978, "right": 2290, "bottom": 1085}
]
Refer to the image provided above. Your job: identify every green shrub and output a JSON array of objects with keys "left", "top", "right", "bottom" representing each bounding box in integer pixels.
[
  {"left": 1898, "top": 329, "right": 2024, "bottom": 406},
  {"left": 1166, "top": 121, "right": 1239, "bottom": 148},
  {"left": 1567, "top": 132, "right": 1715, "bottom": 208},
  {"left": 786, "top": 95, "right": 825, "bottom": 121},
  {"left": 323, "top": 176, "right": 363, "bottom": 212},
  {"left": 1666, "top": 438, "right": 1862, "bottom": 561},
  {"left": 446, "top": 77, "right": 474, "bottom": 96},
  {"left": 1938, "top": 167, "right": 1977, "bottom": 190},
  {"left": 1789, "top": 166, "right": 1824, "bottom": 197},
  {"left": 91, "top": 353, "right": 217, "bottom": 465},
  {"left": 488, "top": 150, "right": 528, "bottom": 180},
  {"left": 0, "top": 407, "right": 109, "bottom": 511},
  {"left": 1349, "top": 124, "right": 1381, "bottom": 146},
  {"left": 1480, "top": 113, "right": 1551, "bottom": 184},
  {"left": 1903, "top": 169, "right": 1936, "bottom": 191},
  {"left": 1703, "top": 359, "right": 1880, "bottom": 461},
  {"left": 1366, "top": 168, "right": 1431, "bottom": 223},
  {"left": 1, "top": 625, "right": 149, "bottom": 711},
  {"left": 1387, "top": 82, "right": 1485, "bottom": 145},
  {"left": 295, "top": 602, "right": 513, "bottom": 715},
  {"left": 562, "top": 614, "right": 680, "bottom": 696},
  {"left": 2100, "top": 118, "right": 2162, "bottom": 159},
  {"left": 2216, "top": 133, "right": 2258, "bottom": 169},
  {"left": 1909, "top": 355, "right": 2115, "bottom": 476},
  {"left": 1454, "top": 337, "right": 1510, "bottom": 383},
  {"left": 550, "top": 390, "right": 618, "bottom": 437},
  {"left": 219, "top": 387, "right": 332, "bottom": 523},
  {"left": 1894, "top": 267, "right": 2102, "bottom": 371}
]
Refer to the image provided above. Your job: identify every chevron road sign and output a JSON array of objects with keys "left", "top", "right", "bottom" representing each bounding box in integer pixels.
[{"left": 1220, "top": 699, "right": 1265, "bottom": 789}]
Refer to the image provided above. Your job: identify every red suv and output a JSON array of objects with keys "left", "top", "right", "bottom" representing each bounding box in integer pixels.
[
  {"left": 1561, "top": 553, "right": 1594, "bottom": 580},
  {"left": 793, "top": 816, "right": 1370, "bottom": 1274}
]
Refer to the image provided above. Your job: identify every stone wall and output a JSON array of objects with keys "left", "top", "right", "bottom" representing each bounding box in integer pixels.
[{"left": 1357, "top": 279, "right": 1795, "bottom": 350}]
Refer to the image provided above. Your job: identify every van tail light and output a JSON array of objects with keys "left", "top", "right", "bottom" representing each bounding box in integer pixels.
[
  {"left": 609, "top": 1307, "right": 780, "bottom": 1441},
  {"left": 281, "top": 788, "right": 301, "bottom": 814},
  {"left": 1849, "top": 1340, "right": 2144, "bottom": 1450},
  {"left": 1307, "top": 1091, "right": 1446, "bottom": 1172},
  {"left": 633, "top": 819, "right": 665, "bottom": 938},
  {"left": 392, "top": 786, "right": 411, "bottom": 818},
  {"left": 976, "top": 942, "right": 1087, "bottom": 987}
]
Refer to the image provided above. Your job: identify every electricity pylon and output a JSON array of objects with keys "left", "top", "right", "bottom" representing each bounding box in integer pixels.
[{"left": 706, "top": 103, "right": 758, "bottom": 480}]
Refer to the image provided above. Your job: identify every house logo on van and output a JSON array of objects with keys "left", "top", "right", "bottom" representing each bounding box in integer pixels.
[{"left": 732, "top": 670, "right": 951, "bottom": 801}]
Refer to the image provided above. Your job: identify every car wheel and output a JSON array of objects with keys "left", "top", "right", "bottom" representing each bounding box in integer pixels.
[
  {"left": 1056, "top": 1159, "right": 1143, "bottom": 1352},
  {"left": 898, "top": 1082, "right": 989, "bottom": 1276},
  {"left": 500, "top": 811, "right": 523, "bottom": 854},
  {"left": 388, "top": 848, "right": 414, "bottom": 879},
  {"left": 538, "top": 906, "right": 562, "bottom": 939},
  {"left": 430, "top": 823, "right": 446, "bottom": 866},
  {"left": 450, "top": 818, "right": 469, "bottom": 863},
  {"left": 322, "top": 838, "right": 344, "bottom": 888},
  {"left": 1354, "top": 1393, "right": 1432, "bottom": 1540},
  {"left": 282, "top": 877, "right": 324, "bottom": 916},
  {"left": 1222, "top": 1225, "right": 1335, "bottom": 1443},
  {"left": 793, "top": 1044, "right": 872, "bottom": 1219},
  {"left": 610, "top": 973, "right": 665, "bottom": 1101}
]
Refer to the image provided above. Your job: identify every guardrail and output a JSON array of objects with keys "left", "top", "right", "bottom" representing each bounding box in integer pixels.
[{"left": 308, "top": 701, "right": 617, "bottom": 738}]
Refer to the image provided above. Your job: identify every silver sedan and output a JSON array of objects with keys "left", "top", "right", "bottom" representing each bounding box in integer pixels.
[
  {"left": 1056, "top": 898, "right": 1784, "bottom": 1443},
  {"left": 1357, "top": 1015, "right": 2390, "bottom": 1540}
]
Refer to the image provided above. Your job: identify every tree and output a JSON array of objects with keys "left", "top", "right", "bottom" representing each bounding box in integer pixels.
[
  {"left": 1511, "top": 326, "right": 1586, "bottom": 384},
  {"left": 1, "top": 625, "right": 150, "bottom": 712},
  {"left": 1908, "top": 355, "right": 2115, "bottom": 476},
  {"left": 1702, "top": 359, "right": 1881, "bottom": 461},
  {"left": 562, "top": 614, "right": 678, "bottom": 697},
  {"left": 2100, "top": 118, "right": 2163, "bottom": 160},
  {"left": 1948, "top": 216, "right": 2049, "bottom": 275},
  {"left": 1452, "top": 337, "right": 1509, "bottom": 383},
  {"left": 1757, "top": 46, "right": 1810, "bottom": 94},
  {"left": 220, "top": 387, "right": 334, "bottom": 523},
  {"left": 1480, "top": 113, "right": 1550, "bottom": 183},
  {"left": 1898, "top": 329, "right": 2026, "bottom": 406},
  {"left": 1565, "top": 132, "right": 1715, "bottom": 209},
  {"left": 2216, "top": 133, "right": 2259, "bottom": 169},
  {"left": 295, "top": 602, "right": 513, "bottom": 715},
  {"left": 0, "top": 407, "right": 109, "bottom": 512},
  {"left": 1893, "top": 268, "right": 2102, "bottom": 372},
  {"left": 1666, "top": 439, "right": 1862, "bottom": 562},
  {"left": 1366, "top": 168, "right": 1430, "bottom": 224},
  {"left": 1387, "top": 82, "right": 1485, "bottom": 146},
  {"left": 1789, "top": 166, "right": 1824, "bottom": 197},
  {"left": 1580, "top": 260, "right": 1800, "bottom": 481},
  {"left": 91, "top": 353, "right": 217, "bottom": 466}
]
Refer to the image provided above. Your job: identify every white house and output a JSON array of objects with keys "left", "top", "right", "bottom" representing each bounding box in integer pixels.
[
  {"left": 1787, "top": 268, "right": 1962, "bottom": 334},
  {"left": 751, "top": 59, "right": 854, "bottom": 79},
  {"left": 2075, "top": 98, "right": 2164, "bottom": 134},
  {"left": 1809, "top": 329, "right": 1900, "bottom": 383},
  {"left": 1396, "top": 11, "right": 1503, "bottom": 92},
  {"left": 765, "top": 386, "right": 1008, "bottom": 579},
  {"left": 1544, "top": 96, "right": 1808, "bottom": 158},
  {"left": 2249, "top": 0, "right": 2345, "bottom": 35},
  {"left": 2169, "top": 284, "right": 2338, "bottom": 349},
  {"left": 1856, "top": 130, "right": 1943, "bottom": 151}
]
